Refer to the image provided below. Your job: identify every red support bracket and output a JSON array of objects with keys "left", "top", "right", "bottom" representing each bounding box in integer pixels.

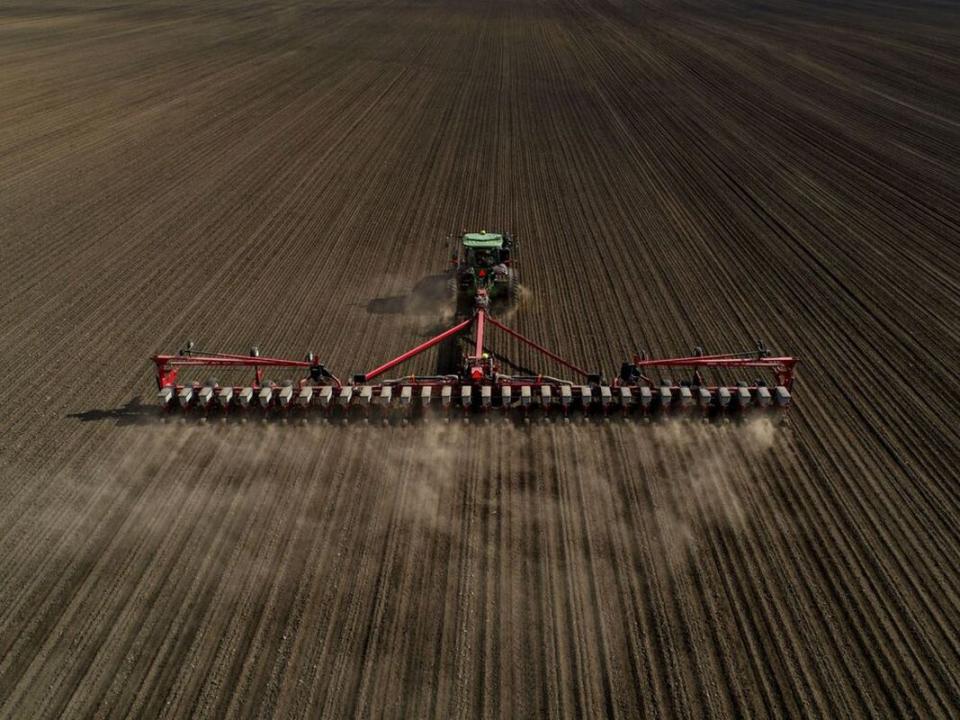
[
  {"left": 359, "top": 316, "right": 474, "bottom": 382},
  {"left": 152, "top": 353, "right": 330, "bottom": 390},
  {"left": 485, "top": 314, "right": 591, "bottom": 378},
  {"left": 634, "top": 354, "right": 798, "bottom": 391}
]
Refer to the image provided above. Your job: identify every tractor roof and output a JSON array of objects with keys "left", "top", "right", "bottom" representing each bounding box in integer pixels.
[{"left": 462, "top": 232, "right": 503, "bottom": 248}]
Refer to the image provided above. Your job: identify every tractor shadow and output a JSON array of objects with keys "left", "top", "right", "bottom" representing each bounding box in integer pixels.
[
  {"left": 68, "top": 397, "right": 157, "bottom": 426},
  {"left": 365, "top": 272, "right": 464, "bottom": 376},
  {"left": 365, "top": 273, "right": 451, "bottom": 316}
]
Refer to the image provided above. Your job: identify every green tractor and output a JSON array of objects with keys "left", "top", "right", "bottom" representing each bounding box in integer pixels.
[{"left": 451, "top": 231, "right": 517, "bottom": 316}]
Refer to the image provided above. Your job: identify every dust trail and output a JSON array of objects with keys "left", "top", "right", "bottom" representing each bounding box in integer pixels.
[
  {"left": 651, "top": 417, "right": 780, "bottom": 564},
  {"left": 140, "top": 422, "right": 469, "bottom": 540},
  {"left": 557, "top": 417, "right": 783, "bottom": 565},
  {"left": 363, "top": 272, "right": 455, "bottom": 322},
  {"left": 2, "top": 425, "right": 320, "bottom": 553},
  {"left": 373, "top": 421, "right": 472, "bottom": 536},
  {"left": 490, "top": 282, "right": 531, "bottom": 324},
  {"left": 10, "top": 419, "right": 785, "bottom": 577}
]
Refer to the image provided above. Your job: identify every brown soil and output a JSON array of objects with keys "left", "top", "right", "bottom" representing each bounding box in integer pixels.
[{"left": 1, "top": 1, "right": 959, "bottom": 717}]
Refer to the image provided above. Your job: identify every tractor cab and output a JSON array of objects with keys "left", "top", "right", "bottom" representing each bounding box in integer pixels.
[
  {"left": 462, "top": 232, "right": 510, "bottom": 268},
  {"left": 453, "top": 230, "right": 516, "bottom": 314}
]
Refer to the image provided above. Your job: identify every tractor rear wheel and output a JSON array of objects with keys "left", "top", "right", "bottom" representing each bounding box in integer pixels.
[{"left": 507, "top": 272, "right": 519, "bottom": 307}]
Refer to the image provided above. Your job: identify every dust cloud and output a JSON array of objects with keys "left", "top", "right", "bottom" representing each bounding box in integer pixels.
[
  {"left": 10, "top": 417, "right": 786, "bottom": 592},
  {"left": 648, "top": 417, "right": 780, "bottom": 565},
  {"left": 559, "top": 417, "right": 783, "bottom": 567},
  {"left": 363, "top": 273, "right": 455, "bottom": 322},
  {"left": 375, "top": 421, "right": 466, "bottom": 535}
]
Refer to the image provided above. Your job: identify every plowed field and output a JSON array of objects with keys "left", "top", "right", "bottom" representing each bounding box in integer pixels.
[{"left": 2, "top": 0, "right": 959, "bottom": 717}]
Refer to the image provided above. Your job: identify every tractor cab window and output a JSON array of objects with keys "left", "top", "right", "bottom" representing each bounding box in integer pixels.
[{"left": 467, "top": 248, "right": 497, "bottom": 267}]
